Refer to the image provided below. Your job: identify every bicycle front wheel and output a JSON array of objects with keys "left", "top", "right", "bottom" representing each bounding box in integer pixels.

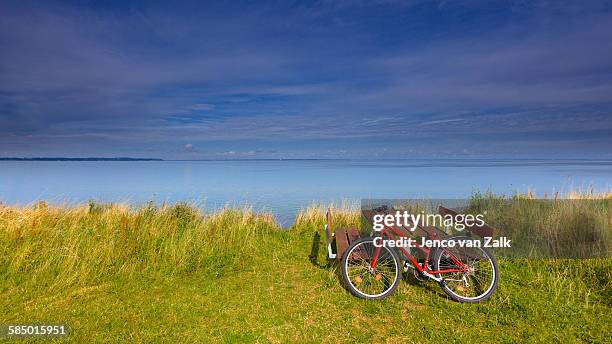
[{"left": 341, "top": 237, "right": 401, "bottom": 300}]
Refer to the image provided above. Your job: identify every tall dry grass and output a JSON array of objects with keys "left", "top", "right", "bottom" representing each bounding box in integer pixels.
[
  {"left": 0, "top": 202, "right": 277, "bottom": 289},
  {"left": 1, "top": 190, "right": 609, "bottom": 291},
  {"left": 468, "top": 191, "right": 612, "bottom": 258},
  {"left": 292, "top": 200, "right": 361, "bottom": 234}
]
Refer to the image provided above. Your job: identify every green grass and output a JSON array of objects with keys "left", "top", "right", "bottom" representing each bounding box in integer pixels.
[{"left": 1, "top": 201, "right": 611, "bottom": 343}]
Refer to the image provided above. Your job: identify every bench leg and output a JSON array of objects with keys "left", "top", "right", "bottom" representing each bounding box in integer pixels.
[{"left": 325, "top": 224, "right": 337, "bottom": 259}]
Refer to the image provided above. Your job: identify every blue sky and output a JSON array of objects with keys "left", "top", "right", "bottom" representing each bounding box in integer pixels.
[{"left": 1, "top": 0, "right": 612, "bottom": 159}]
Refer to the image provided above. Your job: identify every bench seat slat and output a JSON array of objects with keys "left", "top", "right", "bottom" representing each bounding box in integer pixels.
[{"left": 334, "top": 228, "right": 350, "bottom": 260}]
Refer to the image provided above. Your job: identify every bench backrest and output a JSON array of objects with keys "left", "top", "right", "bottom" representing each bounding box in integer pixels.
[{"left": 362, "top": 205, "right": 497, "bottom": 239}]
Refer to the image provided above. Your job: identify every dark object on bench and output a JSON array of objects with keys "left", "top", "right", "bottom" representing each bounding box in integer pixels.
[{"left": 438, "top": 206, "right": 496, "bottom": 237}]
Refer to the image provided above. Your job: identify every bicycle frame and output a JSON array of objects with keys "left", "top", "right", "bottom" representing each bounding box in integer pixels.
[{"left": 370, "top": 224, "right": 468, "bottom": 276}]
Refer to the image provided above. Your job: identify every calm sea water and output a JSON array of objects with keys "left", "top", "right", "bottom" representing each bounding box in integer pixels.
[{"left": 1, "top": 159, "right": 611, "bottom": 225}]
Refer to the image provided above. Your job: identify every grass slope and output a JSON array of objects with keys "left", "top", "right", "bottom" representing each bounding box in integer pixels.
[{"left": 1, "top": 203, "right": 610, "bottom": 343}]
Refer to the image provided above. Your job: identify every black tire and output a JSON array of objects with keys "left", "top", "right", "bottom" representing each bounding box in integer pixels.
[
  {"left": 341, "top": 237, "right": 402, "bottom": 300},
  {"left": 432, "top": 236, "right": 499, "bottom": 303}
]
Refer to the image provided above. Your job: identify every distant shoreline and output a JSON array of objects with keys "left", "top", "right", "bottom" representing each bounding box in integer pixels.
[{"left": 0, "top": 157, "right": 163, "bottom": 161}]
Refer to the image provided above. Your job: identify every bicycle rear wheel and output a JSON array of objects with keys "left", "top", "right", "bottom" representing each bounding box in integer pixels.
[
  {"left": 341, "top": 237, "right": 401, "bottom": 299},
  {"left": 433, "top": 236, "right": 498, "bottom": 303}
]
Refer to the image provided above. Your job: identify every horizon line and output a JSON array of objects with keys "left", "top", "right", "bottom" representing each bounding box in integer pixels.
[{"left": 3, "top": 157, "right": 612, "bottom": 162}]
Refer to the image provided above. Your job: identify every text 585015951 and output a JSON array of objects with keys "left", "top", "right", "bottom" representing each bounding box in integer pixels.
[{"left": 1, "top": 324, "right": 69, "bottom": 338}]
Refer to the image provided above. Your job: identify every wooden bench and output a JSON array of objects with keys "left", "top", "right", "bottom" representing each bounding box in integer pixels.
[
  {"left": 324, "top": 209, "right": 360, "bottom": 260},
  {"left": 324, "top": 205, "right": 495, "bottom": 261}
]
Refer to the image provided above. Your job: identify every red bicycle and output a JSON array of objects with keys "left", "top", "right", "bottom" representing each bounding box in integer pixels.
[{"left": 340, "top": 218, "right": 499, "bottom": 302}]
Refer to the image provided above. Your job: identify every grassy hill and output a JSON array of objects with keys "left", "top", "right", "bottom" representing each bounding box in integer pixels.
[{"left": 1, "top": 201, "right": 610, "bottom": 343}]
